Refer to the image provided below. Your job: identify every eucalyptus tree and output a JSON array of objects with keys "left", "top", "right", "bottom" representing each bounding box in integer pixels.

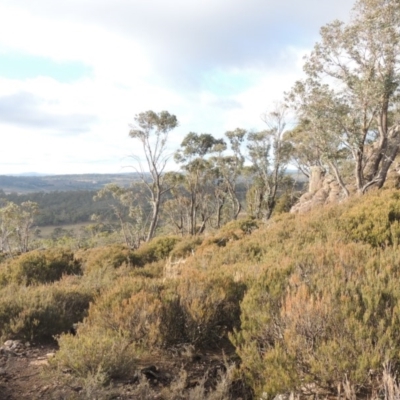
[
  {"left": 0, "top": 201, "right": 18, "bottom": 253},
  {"left": 288, "top": 0, "right": 400, "bottom": 194},
  {"left": 246, "top": 105, "right": 292, "bottom": 220},
  {"left": 94, "top": 183, "right": 147, "bottom": 249},
  {"left": 129, "top": 110, "right": 178, "bottom": 241},
  {"left": 174, "top": 133, "right": 226, "bottom": 235},
  {"left": 15, "top": 201, "right": 39, "bottom": 253},
  {"left": 162, "top": 172, "right": 189, "bottom": 236},
  {"left": 0, "top": 200, "right": 39, "bottom": 253},
  {"left": 216, "top": 128, "right": 247, "bottom": 221}
]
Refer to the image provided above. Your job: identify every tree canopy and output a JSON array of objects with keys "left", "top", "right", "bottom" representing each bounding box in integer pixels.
[{"left": 288, "top": 0, "right": 400, "bottom": 195}]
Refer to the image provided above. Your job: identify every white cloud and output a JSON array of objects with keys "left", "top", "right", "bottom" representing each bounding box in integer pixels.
[{"left": 0, "top": 0, "right": 354, "bottom": 174}]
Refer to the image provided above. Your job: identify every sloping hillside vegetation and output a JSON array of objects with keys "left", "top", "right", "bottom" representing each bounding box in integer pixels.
[{"left": 2, "top": 189, "right": 400, "bottom": 398}]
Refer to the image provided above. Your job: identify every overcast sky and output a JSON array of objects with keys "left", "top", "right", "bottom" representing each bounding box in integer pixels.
[{"left": 0, "top": 0, "right": 353, "bottom": 175}]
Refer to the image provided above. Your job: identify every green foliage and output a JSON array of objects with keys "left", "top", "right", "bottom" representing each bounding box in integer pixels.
[
  {"left": 54, "top": 325, "right": 138, "bottom": 380},
  {"left": 169, "top": 236, "right": 203, "bottom": 258},
  {"left": 3, "top": 189, "right": 114, "bottom": 226},
  {"left": 234, "top": 241, "right": 400, "bottom": 397},
  {"left": 204, "top": 218, "right": 258, "bottom": 247},
  {"left": 0, "top": 200, "right": 39, "bottom": 253},
  {"left": 76, "top": 244, "right": 139, "bottom": 274},
  {"left": 0, "top": 279, "right": 93, "bottom": 342},
  {"left": 3, "top": 185, "right": 400, "bottom": 398},
  {"left": 288, "top": 0, "right": 400, "bottom": 192},
  {"left": 129, "top": 110, "right": 179, "bottom": 241},
  {"left": 177, "top": 271, "right": 246, "bottom": 348},
  {"left": 340, "top": 190, "right": 400, "bottom": 247},
  {"left": 0, "top": 248, "right": 81, "bottom": 286},
  {"left": 135, "top": 235, "right": 181, "bottom": 265},
  {"left": 79, "top": 270, "right": 244, "bottom": 352},
  {"left": 221, "top": 218, "right": 259, "bottom": 235},
  {"left": 273, "top": 191, "right": 300, "bottom": 215}
]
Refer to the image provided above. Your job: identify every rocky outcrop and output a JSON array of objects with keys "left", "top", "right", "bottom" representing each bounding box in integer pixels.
[{"left": 291, "top": 167, "right": 346, "bottom": 214}]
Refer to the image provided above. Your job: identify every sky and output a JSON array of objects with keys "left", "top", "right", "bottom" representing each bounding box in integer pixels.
[{"left": 0, "top": 0, "right": 353, "bottom": 175}]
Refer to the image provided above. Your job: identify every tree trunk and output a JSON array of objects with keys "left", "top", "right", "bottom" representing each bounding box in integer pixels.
[{"left": 146, "top": 195, "right": 160, "bottom": 242}]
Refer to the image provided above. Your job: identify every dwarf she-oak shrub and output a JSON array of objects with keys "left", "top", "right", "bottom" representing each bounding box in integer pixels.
[
  {"left": 203, "top": 218, "right": 259, "bottom": 248},
  {"left": 80, "top": 277, "right": 184, "bottom": 348}
]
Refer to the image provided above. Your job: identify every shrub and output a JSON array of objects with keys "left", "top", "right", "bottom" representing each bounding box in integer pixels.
[
  {"left": 0, "top": 279, "right": 93, "bottom": 342},
  {"left": 340, "top": 190, "right": 400, "bottom": 247},
  {"left": 54, "top": 325, "right": 138, "bottom": 380},
  {"left": 273, "top": 191, "right": 300, "bottom": 215},
  {"left": 76, "top": 244, "right": 139, "bottom": 274},
  {"left": 1, "top": 248, "right": 81, "bottom": 286},
  {"left": 234, "top": 242, "right": 400, "bottom": 398},
  {"left": 170, "top": 236, "right": 203, "bottom": 259},
  {"left": 81, "top": 270, "right": 245, "bottom": 352},
  {"left": 177, "top": 271, "right": 246, "bottom": 348},
  {"left": 135, "top": 236, "right": 181, "bottom": 265},
  {"left": 204, "top": 218, "right": 259, "bottom": 248},
  {"left": 83, "top": 277, "right": 185, "bottom": 349}
]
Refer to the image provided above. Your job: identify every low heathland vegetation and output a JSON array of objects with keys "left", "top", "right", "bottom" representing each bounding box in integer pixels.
[{"left": 2, "top": 189, "right": 400, "bottom": 398}]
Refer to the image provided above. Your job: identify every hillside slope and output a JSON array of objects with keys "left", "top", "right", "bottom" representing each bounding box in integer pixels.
[{"left": 1, "top": 189, "right": 400, "bottom": 398}]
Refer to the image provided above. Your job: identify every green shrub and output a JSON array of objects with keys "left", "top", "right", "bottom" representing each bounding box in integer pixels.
[
  {"left": 273, "top": 192, "right": 300, "bottom": 215},
  {"left": 234, "top": 242, "right": 400, "bottom": 398},
  {"left": 76, "top": 245, "right": 139, "bottom": 274},
  {"left": 83, "top": 277, "right": 185, "bottom": 349},
  {"left": 170, "top": 236, "right": 203, "bottom": 259},
  {"left": 204, "top": 218, "right": 259, "bottom": 247},
  {"left": 81, "top": 270, "right": 244, "bottom": 351},
  {"left": 0, "top": 252, "right": 6, "bottom": 265},
  {"left": 340, "top": 190, "right": 400, "bottom": 247},
  {"left": 1, "top": 248, "right": 81, "bottom": 286},
  {"left": 177, "top": 271, "right": 246, "bottom": 348},
  {"left": 0, "top": 279, "right": 93, "bottom": 342},
  {"left": 135, "top": 236, "right": 181, "bottom": 265},
  {"left": 54, "top": 325, "right": 138, "bottom": 380},
  {"left": 0, "top": 285, "right": 24, "bottom": 338}
]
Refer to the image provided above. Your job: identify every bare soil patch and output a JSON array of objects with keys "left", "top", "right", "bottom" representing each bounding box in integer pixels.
[{"left": 0, "top": 341, "right": 251, "bottom": 400}]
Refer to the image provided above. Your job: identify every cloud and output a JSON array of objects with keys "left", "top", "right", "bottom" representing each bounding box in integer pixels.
[
  {"left": 208, "top": 98, "right": 243, "bottom": 111},
  {"left": 0, "top": 1, "right": 355, "bottom": 174},
  {"left": 0, "top": 1, "right": 353, "bottom": 89},
  {"left": 0, "top": 92, "right": 97, "bottom": 134}
]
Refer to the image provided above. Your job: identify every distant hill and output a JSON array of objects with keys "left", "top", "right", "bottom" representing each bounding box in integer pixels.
[
  {"left": 9, "top": 172, "right": 52, "bottom": 177},
  {"left": 0, "top": 173, "right": 143, "bottom": 193}
]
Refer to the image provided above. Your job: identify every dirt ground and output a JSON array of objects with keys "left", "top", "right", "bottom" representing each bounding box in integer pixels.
[
  {"left": 0, "top": 341, "right": 251, "bottom": 400},
  {"left": 0, "top": 342, "right": 59, "bottom": 400}
]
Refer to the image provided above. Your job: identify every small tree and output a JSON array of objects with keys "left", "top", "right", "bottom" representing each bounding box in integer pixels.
[
  {"left": 215, "top": 128, "right": 247, "bottom": 221},
  {"left": 129, "top": 110, "right": 178, "bottom": 241},
  {"left": 246, "top": 105, "right": 291, "bottom": 220},
  {"left": 94, "top": 183, "right": 147, "bottom": 249},
  {"left": 0, "top": 200, "right": 39, "bottom": 253},
  {"left": 175, "top": 133, "right": 226, "bottom": 235}
]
